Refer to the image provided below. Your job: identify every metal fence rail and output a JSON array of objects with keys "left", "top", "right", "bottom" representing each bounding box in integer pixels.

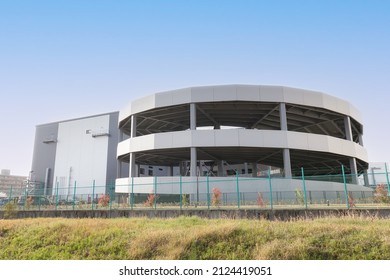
[{"left": 1, "top": 169, "right": 390, "bottom": 212}]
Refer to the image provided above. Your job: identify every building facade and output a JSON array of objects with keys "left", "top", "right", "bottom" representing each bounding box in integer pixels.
[
  {"left": 0, "top": 169, "right": 27, "bottom": 197},
  {"left": 31, "top": 112, "right": 120, "bottom": 196},
  {"left": 115, "top": 85, "right": 370, "bottom": 197}
]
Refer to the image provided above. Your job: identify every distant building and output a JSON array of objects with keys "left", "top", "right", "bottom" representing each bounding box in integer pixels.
[{"left": 0, "top": 169, "right": 27, "bottom": 196}]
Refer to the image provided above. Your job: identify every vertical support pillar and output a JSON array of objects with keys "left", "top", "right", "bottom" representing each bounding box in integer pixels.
[
  {"left": 217, "top": 161, "right": 225, "bottom": 176},
  {"left": 190, "top": 103, "right": 197, "bottom": 177},
  {"left": 358, "top": 133, "right": 364, "bottom": 146},
  {"left": 363, "top": 171, "right": 370, "bottom": 187},
  {"left": 280, "top": 102, "right": 292, "bottom": 178},
  {"left": 344, "top": 116, "right": 353, "bottom": 141},
  {"left": 283, "top": 149, "right": 292, "bottom": 178},
  {"left": 129, "top": 115, "right": 137, "bottom": 177},
  {"left": 349, "top": 158, "right": 358, "bottom": 184},
  {"left": 251, "top": 163, "right": 258, "bottom": 177},
  {"left": 168, "top": 165, "right": 174, "bottom": 176},
  {"left": 244, "top": 163, "right": 248, "bottom": 175}
]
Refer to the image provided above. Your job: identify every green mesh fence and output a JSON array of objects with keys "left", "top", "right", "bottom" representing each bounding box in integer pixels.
[{"left": 1, "top": 170, "right": 390, "bottom": 211}]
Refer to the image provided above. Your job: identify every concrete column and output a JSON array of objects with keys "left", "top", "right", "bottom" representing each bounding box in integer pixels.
[
  {"left": 190, "top": 103, "right": 197, "bottom": 130},
  {"left": 283, "top": 149, "right": 292, "bottom": 178},
  {"left": 344, "top": 116, "right": 353, "bottom": 141},
  {"left": 363, "top": 170, "right": 369, "bottom": 187},
  {"left": 280, "top": 102, "right": 292, "bottom": 178},
  {"left": 349, "top": 158, "right": 358, "bottom": 184},
  {"left": 358, "top": 133, "right": 364, "bottom": 146},
  {"left": 217, "top": 161, "right": 225, "bottom": 176},
  {"left": 190, "top": 148, "right": 197, "bottom": 176},
  {"left": 129, "top": 115, "right": 137, "bottom": 177},
  {"left": 279, "top": 102, "right": 288, "bottom": 131},
  {"left": 190, "top": 103, "right": 197, "bottom": 177},
  {"left": 251, "top": 163, "right": 258, "bottom": 177},
  {"left": 244, "top": 163, "right": 248, "bottom": 175}
]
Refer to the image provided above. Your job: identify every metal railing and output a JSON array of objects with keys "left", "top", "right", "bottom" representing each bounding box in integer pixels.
[{"left": 1, "top": 168, "right": 390, "bottom": 212}]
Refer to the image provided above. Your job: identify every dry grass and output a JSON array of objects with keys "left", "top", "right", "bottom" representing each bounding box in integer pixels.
[{"left": 1, "top": 216, "right": 390, "bottom": 260}]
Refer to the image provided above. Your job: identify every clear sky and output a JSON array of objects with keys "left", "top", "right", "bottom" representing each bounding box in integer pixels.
[{"left": 0, "top": 0, "right": 389, "bottom": 176}]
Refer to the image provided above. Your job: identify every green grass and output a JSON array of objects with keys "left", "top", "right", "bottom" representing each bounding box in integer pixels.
[{"left": 0, "top": 216, "right": 390, "bottom": 260}]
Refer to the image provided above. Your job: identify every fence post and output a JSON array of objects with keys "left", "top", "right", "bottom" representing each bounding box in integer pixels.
[
  {"left": 236, "top": 171, "right": 240, "bottom": 209},
  {"left": 38, "top": 194, "right": 41, "bottom": 211},
  {"left": 72, "top": 181, "right": 77, "bottom": 210},
  {"left": 341, "top": 165, "right": 349, "bottom": 209},
  {"left": 55, "top": 181, "right": 59, "bottom": 211},
  {"left": 154, "top": 176, "right": 157, "bottom": 210},
  {"left": 180, "top": 175, "right": 183, "bottom": 210},
  {"left": 268, "top": 168, "right": 273, "bottom": 210},
  {"left": 131, "top": 177, "right": 134, "bottom": 210},
  {"left": 207, "top": 174, "right": 210, "bottom": 210},
  {"left": 109, "top": 181, "right": 114, "bottom": 211},
  {"left": 301, "top": 167, "right": 308, "bottom": 209},
  {"left": 9, "top": 186, "right": 13, "bottom": 202},
  {"left": 385, "top": 163, "right": 390, "bottom": 196},
  {"left": 92, "top": 180, "right": 96, "bottom": 210},
  {"left": 23, "top": 185, "right": 27, "bottom": 211}
]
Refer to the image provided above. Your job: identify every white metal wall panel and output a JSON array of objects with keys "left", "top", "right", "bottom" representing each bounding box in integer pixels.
[{"left": 53, "top": 115, "right": 110, "bottom": 195}]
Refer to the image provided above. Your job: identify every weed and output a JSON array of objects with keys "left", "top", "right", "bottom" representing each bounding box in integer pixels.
[
  {"left": 26, "top": 196, "right": 33, "bottom": 209},
  {"left": 295, "top": 189, "right": 305, "bottom": 205},
  {"left": 374, "top": 184, "right": 390, "bottom": 204},
  {"left": 212, "top": 187, "right": 222, "bottom": 207},
  {"left": 348, "top": 192, "right": 356, "bottom": 208},
  {"left": 3, "top": 202, "right": 17, "bottom": 219},
  {"left": 182, "top": 194, "right": 189, "bottom": 207},
  {"left": 257, "top": 192, "right": 264, "bottom": 207},
  {"left": 144, "top": 192, "right": 159, "bottom": 207},
  {"left": 98, "top": 194, "right": 110, "bottom": 207}
]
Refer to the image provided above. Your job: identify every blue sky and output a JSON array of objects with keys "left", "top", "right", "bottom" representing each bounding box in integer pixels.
[{"left": 0, "top": 0, "right": 389, "bottom": 176}]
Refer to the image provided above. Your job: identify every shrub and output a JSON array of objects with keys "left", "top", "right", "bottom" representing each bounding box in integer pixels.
[
  {"left": 98, "top": 194, "right": 110, "bottom": 207},
  {"left": 295, "top": 189, "right": 305, "bottom": 205},
  {"left": 212, "top": 187, "right": 222, "bottom": 207},
  {"left": 257, "top": 192, "right": 264, "bottom": 207},
  {"left": 4, "top": 202, "right": 17, "bottom": 219},
  {"left": 181, "top": 194, "right": 189, "bottom": 207},
  {"left": 26, "top": 196, "right": 34, "bottom": 209},
  {"left": 348, "top": 191, "right": 355, "bottom": 208},
  {"left": 144, "top": 192, "right": 159, "bottom": 207},
  {"left": 374, "top": 184, "right": 390, "bottom": 204}
]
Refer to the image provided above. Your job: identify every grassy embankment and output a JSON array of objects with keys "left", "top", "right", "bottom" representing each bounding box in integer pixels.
[{"left": 1, "top": 216, "right": 390, "bottom": 260}]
